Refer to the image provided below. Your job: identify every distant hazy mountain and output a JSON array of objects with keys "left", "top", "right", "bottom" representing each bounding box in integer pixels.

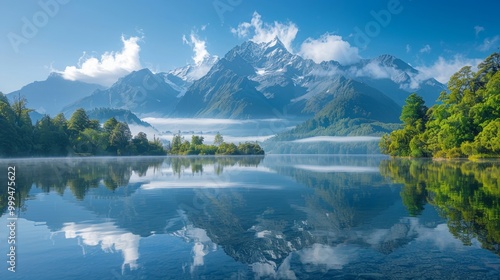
[
  {"left": 344, "top": 54, "right": 446, "bottom": 105},
  {"left": 62, "top": 69, "right": 179, "bottom": 117},
  {"left": 7, "top": 73, "right": 104, "bottom": 116},
  {"left": 87, "top": 108, "right": 152, "bottom": 127},
  {"left": 271, "top": 78, "right": 402, "bottom": 141}
]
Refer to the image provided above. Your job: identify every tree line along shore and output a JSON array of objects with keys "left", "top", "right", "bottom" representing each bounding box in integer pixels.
[
  {"left": 380, "top": 53, "right": 500, "bottom": 159},
  {"left": 0, "top": 96, "right": 264, "bottom": 157}
]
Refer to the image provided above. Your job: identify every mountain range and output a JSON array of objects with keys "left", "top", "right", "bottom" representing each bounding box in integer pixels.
[
  {"left": 5, "top": 37, "right": 446, "bottom": 137},
  {"left": 7, "top": 73, "right": 104, "bottom": 116}
]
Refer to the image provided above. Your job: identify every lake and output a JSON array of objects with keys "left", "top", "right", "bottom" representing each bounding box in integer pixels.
[{"left": 0, "top": 155, "right": 499, "bottom": 279}]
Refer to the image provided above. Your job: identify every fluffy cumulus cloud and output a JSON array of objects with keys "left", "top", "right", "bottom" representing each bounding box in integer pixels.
[
  {"left": 58, "top": 36, "right": 142, "bottom": 86},
  {"left": 414, "top": 55, "right": 483, "bottom": 84},
  {"left": 231, "top": 12, "right": 298, "bottom": 52},
  {"left": 299, "top": 34, "right": 361, "bottom": 65}
]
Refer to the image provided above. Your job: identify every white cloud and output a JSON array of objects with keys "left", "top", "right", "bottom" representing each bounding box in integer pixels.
[
  {"left": 62, "top": 222, "right": 140, "bottom": 272},
  {"left": 251, "top": 255, "right": 297, "bottom": 280},
  {"left": 172, "top": 225, "right": 215, "bottom": 274},
  {"left": 478, "top": 35, "right": 500, "bottom": 52},
  {"left": 474, "top": 25, "right": 485, "bottom": 36},
  {"left": 299, "top": 243, "right": 357, "bottom": 270},
  {"left": 182, "top": 31, "right": 215, "bottom": 79},
  {"left": 299, "top": 34, "right": 361, "bottom": 65},
  {"left": 419, "top": 44, "right": 431, "bottom": 54},
  {"left": 414, "top": 55, "right": 483, "bottom": 84},
  {"left": 231, "top": 12, "right": 298, "bottom": 53},
  {"left": 182, "top": 32, "right": 210, "bottom": 66},
  {"left": 351, "top": 62, "right": 408, "bottom": 83},
  {"left": 406, "top": 44, "right": 411, "bottom": 53},
  {"left": 58, "top": 36, "right": 142, "bottom": 86}
]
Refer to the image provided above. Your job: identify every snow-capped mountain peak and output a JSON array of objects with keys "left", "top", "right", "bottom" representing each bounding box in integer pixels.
[
  {"left": 168, "top": 55, "right": 219, "bottom": 82},
  {"left": 161, "top": 54, "right": 219, "bottom": 97}
]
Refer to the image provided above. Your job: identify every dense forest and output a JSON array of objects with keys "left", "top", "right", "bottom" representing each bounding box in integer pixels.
[
  {"left": 380, "top": 53, "right": 500, "bottom": 158},
  {"left": 0, "top": 95, "right": 165, "bottom": 157}
]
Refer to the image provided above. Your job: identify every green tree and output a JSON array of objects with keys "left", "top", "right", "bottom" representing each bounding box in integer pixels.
[
  {"left": 191, "top": 135, "right": 204, "bottom": 146},
  {"left": 0, "top": 93, "right": 19, "bottom": 156},
  {"left": 214, "top": 132, "right": 224, "bottom": 146},
  {"left": 380, "top": 93, "right": 429, "bottom": 157},
  {"left": 11, "top": 95, "right": 34, "bottom": 155},
  {"left": 171, "top": 133, "right": 183, "bottom": 154},
  {"left": 474, "top": 119, "right": 500, "bottom": 154},
  {"left": 237, "top": 142, "right": 265, "bottom": 155},
  {"left": 34, "top": 115, "right": 69, "bottom": 156},
  {"left": 109, "top": 122, "right": 132, "bottom": 155},
  {"left": 475, "top": 52, "right": 500, "bottom": 88},
  {"left": 74, "top": 128, "right": 108, "bottom": 155},
  {"left": 68, "top": 109, "right": 91, "bottom": 133},
  {"left": 400, "top": 93, "right": 428, "bottom": 127},
  {"left": 132, "top": 132, "right": 149, "bottom": 155},
  {"left": 147, "top": 136, "right": 167, "bottom": 155},
  {"left": 103, "top": 117, "right": 119, "bottom": 134},
  {"left": 217, "top": 142, "right": 239, "bottom": 155}
]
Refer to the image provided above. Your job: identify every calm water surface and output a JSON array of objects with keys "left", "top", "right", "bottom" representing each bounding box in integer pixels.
[{"left": 0, "top": 155, "right": 499, "bottom": 279}]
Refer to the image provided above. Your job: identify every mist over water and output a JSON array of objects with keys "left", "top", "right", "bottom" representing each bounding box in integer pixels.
[
  {"left": 292, "top": 136, "right": 381, "bottom": 143},
  {"left": 141, "top": 117, "right": 302, "bottom": 144}
]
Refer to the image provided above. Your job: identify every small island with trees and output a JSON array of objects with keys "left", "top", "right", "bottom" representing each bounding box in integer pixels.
[
  {"left": 379, "top": 52, "right": 500, "bottom": 159},
  {"left": 0, "top": 94, "right": 265, "bottom": 157},
  {"left": 169, "top": 132, "right": 264, "bottom": 156}
]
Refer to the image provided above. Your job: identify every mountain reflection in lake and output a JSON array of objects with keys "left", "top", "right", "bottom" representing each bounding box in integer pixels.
[{"left": 0, "top": 156, "right": 499, "bottom": 279}]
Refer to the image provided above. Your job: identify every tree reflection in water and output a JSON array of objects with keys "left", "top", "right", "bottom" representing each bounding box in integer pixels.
[
  {"left": 380, "top": 159, "right": 500, "bottom": 255},
  {"left": 0, "top": 157, "right": 165, "bottom": 210}
]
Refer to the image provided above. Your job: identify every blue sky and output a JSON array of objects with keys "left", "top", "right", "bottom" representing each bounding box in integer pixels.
[{"left": 1, "top": 0, "right": 499, "bottom": 93}]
